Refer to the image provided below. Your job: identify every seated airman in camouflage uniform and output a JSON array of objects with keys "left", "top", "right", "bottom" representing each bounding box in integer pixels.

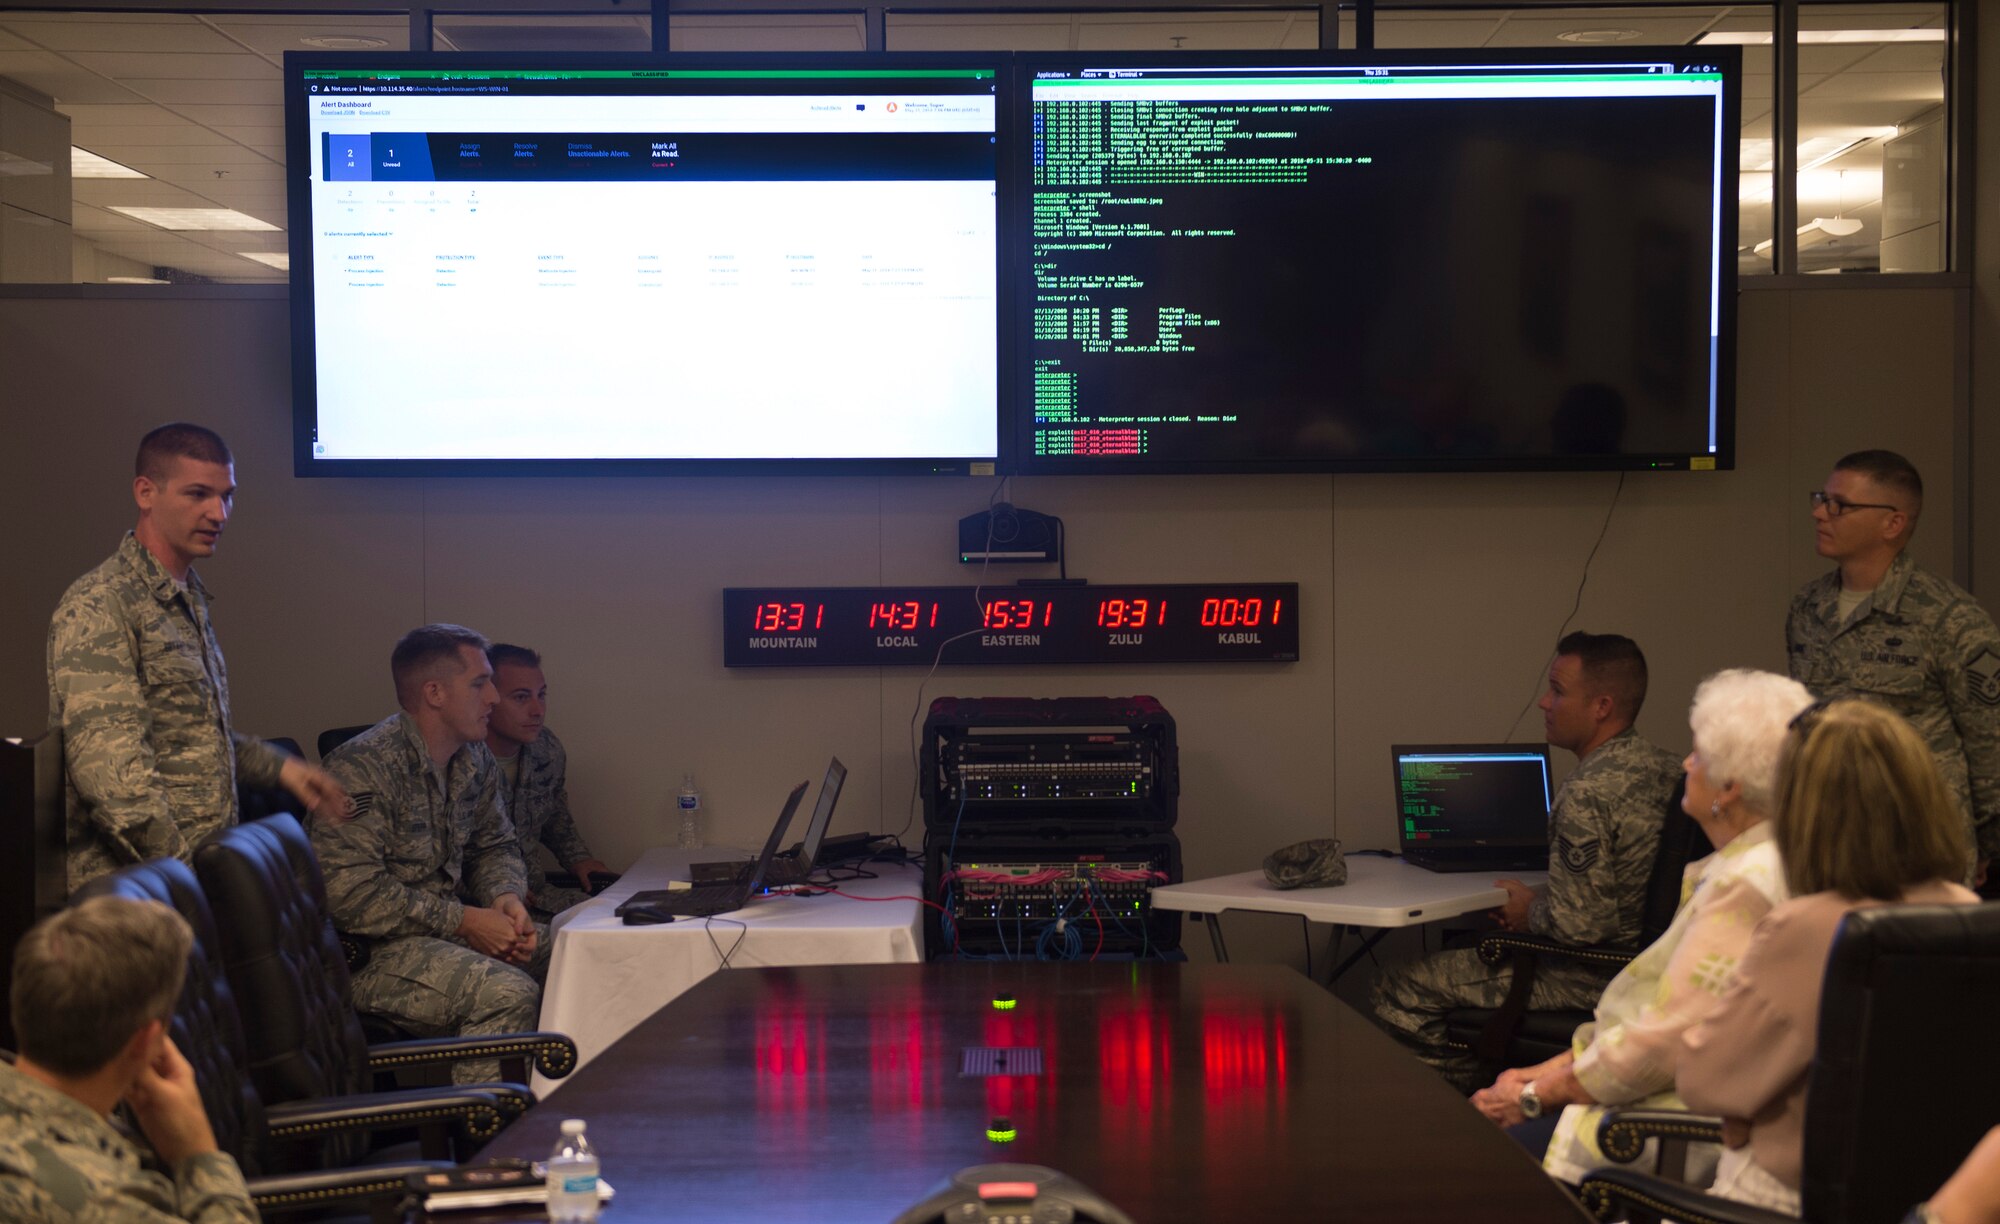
[
  {"left": 313, "top": 624, "right": 550, "bottom": 1085},
  {"left": 0, "top": 897, "right": 255, "bottom": 1223},
  {"left": 1372, "top": 631, "right": 1682, "bottom": 1093},
  {"left": 484, "top": 644, "right": 612, "bottom": 922},
  {"left": 1789, "top": 449, "right": 2000, "bottom": 883},
  {"left": 47, "top": 423, "right": 347, "bottom": 894}
]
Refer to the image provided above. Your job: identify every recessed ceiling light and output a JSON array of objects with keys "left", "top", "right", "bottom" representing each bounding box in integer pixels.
[
  {"left": 300, "top": 35, "right": 390, "bottom": 49},
  {"left": 71, "top": 148, "right": 149, "bottom": 179},
  {"left": 1557, "top": 28, "right": 1643, "bottom": 44},
  {"left": 109, "top": 206, "right": 280, "bottom": 232},
  {"left": 240, "top": 252, "right": 290, "bottom": 271},
  {"left": 1699, "top": 28, "right": 1946, "bottom": 46}
]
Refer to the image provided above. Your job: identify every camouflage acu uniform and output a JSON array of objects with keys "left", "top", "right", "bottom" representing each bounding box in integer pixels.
[
  {"left": 47, "top": 533, "right": 289, "bottom": 894},
  {"left": 0, "top": 1062, "right": 254, "bottom": 1223},
  {"left": 1371, "top": 728, "right": 1682, "bottom": 1092},
  {"left": 504, "top": 729, "right": 597, "bottom": 921},
  {"left": 314, "top": 713, "right": 550, "bottom": 1084},
  {"left": 1788, "top": 550, "right": 2000, "bottom": 868}
]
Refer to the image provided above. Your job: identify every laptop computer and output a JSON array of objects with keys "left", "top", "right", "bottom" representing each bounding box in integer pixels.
[
  {"left": 1391, "top": 743, "right": 1553, "bottom": 874},
  {"left": 616, "top": 780, "right": 808, "bottom": 920},
  {"left": 689, "top": 758, "right": 846, "bottom": 887}
]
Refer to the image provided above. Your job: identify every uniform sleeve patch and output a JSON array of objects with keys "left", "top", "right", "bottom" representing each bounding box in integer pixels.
[
  {"left": 348, "top": 792, "right": 375, "bottom": 817},
  {"left": 1967, "top": 648, "right": 2000, "bottom": 706},
  {"left": 1555, "top": 832, "right": 1602, "bottom": 874}
]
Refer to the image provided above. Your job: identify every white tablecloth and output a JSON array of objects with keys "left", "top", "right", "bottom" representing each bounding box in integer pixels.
[{"left": 532, "top": 846, "right": 923, "bottom": 1094}]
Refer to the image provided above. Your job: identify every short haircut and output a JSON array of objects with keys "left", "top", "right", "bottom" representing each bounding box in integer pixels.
[
  {"left": 391, "top": 623, "right": 491, "bottom": 711},
  {"left": 1834, "top": 449, "right": 1924, "bottom": 517},
  {"left": 11, "top": 897, "right": 192, "bottom": 1077},
  {"left": 1773, "top": 699, "right": 1968, "bottom": 899},
  {"left": 487, "top": 643, "right": 542, "bottom": 672},
  {"left": 135, "top": 423, "right": 232, "bottom": 482},
  {"left": 1555, "top": 631, "right": 1650, "bottom": 723},
  {"left": 1687, "top": 669, "right": 1815, "bottom": 814}
]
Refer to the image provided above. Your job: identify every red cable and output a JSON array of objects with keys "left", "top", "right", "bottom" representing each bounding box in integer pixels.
[
  {"left": 1088, "top": 890, "right": 1104, "bottom": 962},
  {"left": 790, "top": 886, "right": 958, "bottom": 953}
]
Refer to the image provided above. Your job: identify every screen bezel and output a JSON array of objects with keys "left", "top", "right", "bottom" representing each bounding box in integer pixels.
[
  {"left": 284, "top": 50, "right": 1012, "bottom": 478},
  {"left": 1005, "top": 45, "right": 1741, "bottom": 476}
]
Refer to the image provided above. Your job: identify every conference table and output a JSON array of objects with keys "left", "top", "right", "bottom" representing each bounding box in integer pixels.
[
  {"left": 492, "top": 962, "right": 1591, "bottom": 1222},
  {"left": 1151, "top": 856, "right": 1550, "bottom": 979},
  {"left": 533, "top": 847, "right": 924, "bottom": 1094}
]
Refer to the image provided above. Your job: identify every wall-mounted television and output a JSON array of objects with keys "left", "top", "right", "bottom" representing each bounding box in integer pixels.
[
  {"left": 285, "top": 53, "right": 1006, "bottom": 475},
  {"left": 1010, "top": 48, "right": 1740, "bottom": 474}
]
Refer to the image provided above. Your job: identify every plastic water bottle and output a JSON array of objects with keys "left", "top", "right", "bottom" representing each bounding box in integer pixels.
[
  {"left": 546, "top": 1118, "right": 599, "bottom": 1223},
  {"left": 677, "top": 774, "right": 702, "bottom": 849}
]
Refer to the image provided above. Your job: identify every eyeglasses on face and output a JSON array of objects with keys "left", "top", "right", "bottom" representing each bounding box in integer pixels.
[
  {"left": 1809, "top": 490, "right": 1900, "bottom": 517},
  {"left": 1788, "top": 696, "right": 1837, "bottom": 732}
]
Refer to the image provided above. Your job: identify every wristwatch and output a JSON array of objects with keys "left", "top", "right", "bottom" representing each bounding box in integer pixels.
[{"left": 1518, "top": 1081, "right": 1544, "bottom": 1119}]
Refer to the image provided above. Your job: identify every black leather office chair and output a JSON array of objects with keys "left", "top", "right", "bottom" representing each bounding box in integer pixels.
[
  {"left": 317, "top": 724, "right": 374, "bottom": 761},
  {"left": 73, "top": 856, "right": 502, "bottom": 1214},
  {"left": 1579, "top": 902, "right": 2000, "bottom": 1224},
  {"left": 194, "top": 815, "right": 574, "bottom": 1113},
  {"left": 1443, "top": 777, "right": 1703, "bottom": 1072}
]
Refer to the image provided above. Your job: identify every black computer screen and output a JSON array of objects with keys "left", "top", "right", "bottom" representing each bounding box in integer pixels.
[
  {"left": 1013, "top": 49, "right": 1738, "bottom": 474},
  {"left": 1394, "top": 746, "right": 1554, "bottom": 848}
]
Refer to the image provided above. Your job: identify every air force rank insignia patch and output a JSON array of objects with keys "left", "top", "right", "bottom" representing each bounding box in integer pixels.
[
  {"left": 348, "top": 791, "right": 376, "bottom": 818},
  {"left": 1555, "top": 832, "right": 1601, "bottom": 874},
  {"left": 1967, "top": 648, "right": 2000, "bottom": 707}
]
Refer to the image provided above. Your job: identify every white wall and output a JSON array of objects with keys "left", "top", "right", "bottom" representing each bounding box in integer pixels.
[{"left": 0, "top": 283, "right": 1967, "bottom": 967}]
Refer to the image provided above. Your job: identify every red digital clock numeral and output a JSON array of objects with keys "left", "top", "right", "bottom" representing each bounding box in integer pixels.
[
  {"left": 982, "top": 600, "right": 1053, "bottom": 630},
  {"left": 870, "top": 601, "right": 936, "bottom": 632},
  {"left": 1096, "top": 598, "right": 1165, "bottom": 628},
  {"left": 1200, "top": 597, "right": 1283, "bottom": 628},
  {"left": 752, "top": 602, "right": 822, "bottom": 633}
]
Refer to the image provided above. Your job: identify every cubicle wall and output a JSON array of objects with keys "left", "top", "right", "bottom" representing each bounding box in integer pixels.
[{"left": 0, "top": 283, "right": 1966, "bottom": 968}]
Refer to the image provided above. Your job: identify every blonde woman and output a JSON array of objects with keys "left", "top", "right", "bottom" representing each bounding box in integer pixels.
[
  {"left": 1679, "top": 699, "right": 1978, "bottom": 1215},
  {"left": 1470, "top": 669, "right": 1813, "bottom": 1185}
]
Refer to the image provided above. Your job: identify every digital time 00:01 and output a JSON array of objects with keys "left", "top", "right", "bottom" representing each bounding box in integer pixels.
[{"left": 725, "top": 584, "right": 1299, "bottom": 667}]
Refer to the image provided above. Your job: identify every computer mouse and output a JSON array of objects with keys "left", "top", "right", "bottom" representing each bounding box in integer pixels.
[{"left": 620, "top": 905, "right": 677, "bottom": 925}]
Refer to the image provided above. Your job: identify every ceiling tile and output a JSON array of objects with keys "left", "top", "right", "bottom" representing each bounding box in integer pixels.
[
  {"left": 76, "top": 122, "right": 226, "bottom": 148},
  {"left": 211, "top": 17, "right": 409, "bottom": 55},
  {"left": 169, "top": 104, "right": 283, "bottom": 128},
  {"left": 71, "top": 180, "right": 212, "bottom": 210},
  {"left": 0, "top": 29, "right": 31, "bottom": 52},
  {"left": 665, "top": 15, "right": 866, "bottom": 53},
  {"left": 1840, "top": 43, "right": 1946, "bottom": 74},
  {"left": 55, "top": 102, "right": 183, "bottom": 127},
  {"left": 1075, "top": 11, "right": 1305, "bottom": 52},
  {"left": 118, "top": 80, "right": 281, "bottom": 106},
  {"left": 3, "top": 19, "right": 239, "bottom": 55},
  {"left": 92, "top": 143, "right": 273, "bottom": 167},
  {"left": 1374, "top": 18, "right": 1506, "bottom": 49},
  {"left": 886, "top": 15, "right": 1074, "bottom": 52},
  {"left": 69, "top": 52, "right": 278, "bottom": 82},
  {"left": 1802, "top": 70, "right": 1947, "bottom": 107}
]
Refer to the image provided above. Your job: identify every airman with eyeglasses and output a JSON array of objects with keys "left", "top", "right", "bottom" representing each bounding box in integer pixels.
[{"left": 1786, "top": 449, "right": 2000, "bottom": 887}]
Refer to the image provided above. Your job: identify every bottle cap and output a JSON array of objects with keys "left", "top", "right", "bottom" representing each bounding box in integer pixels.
[{"left": 561, "top": 1118, "right": 586, "bottom": 1135}]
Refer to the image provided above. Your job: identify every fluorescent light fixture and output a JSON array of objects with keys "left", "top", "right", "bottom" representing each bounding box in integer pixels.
[
  {"left": 71, "top": 148, "right": 148, "bottom": 179},
  {"left": 1740, "top": 130, "right": 1900, "bottom": 174},
  {"left": 108, "top": 206, "right": 279, "bottom": 232},
  {"left": 1754, "top": 215, "right": 1865, "bottom": 259},
  {"left": 106, "top": 276, "right": 170, "bottom": 284},
  {"left": 1700, "top": 28, "right": 1946, "bottom": 46},
  {"left": 240, "top": 252, "right": 290, "bottom": 271}
]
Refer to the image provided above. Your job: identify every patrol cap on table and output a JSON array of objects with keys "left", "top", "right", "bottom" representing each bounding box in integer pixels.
[{"left": 1263, "top": 838, "right": 1346, "bottom": 889}]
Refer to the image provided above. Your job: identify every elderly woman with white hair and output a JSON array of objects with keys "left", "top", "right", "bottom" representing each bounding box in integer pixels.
[{"left": 1467, "top": 667, "right": 1814, "bottom": 1184}]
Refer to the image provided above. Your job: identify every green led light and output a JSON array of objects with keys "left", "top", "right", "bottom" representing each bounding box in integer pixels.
[
  {"left": 991, "top": 998, "right": 1018, "bottom": 1011},
  {"left": 986, "top": 1127, "right": 1018, "bottom": 1143}
]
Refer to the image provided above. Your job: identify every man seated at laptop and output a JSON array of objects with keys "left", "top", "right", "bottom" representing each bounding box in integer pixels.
[
  {"left": 313, "top": 624, "right": 550, "bottom": 1085},
  {"left": 1371, "top": 631, "right": 1682, "bottom": 1093},
  {"left": 484, "top": 643, "right": 611, "bottom": 922}
]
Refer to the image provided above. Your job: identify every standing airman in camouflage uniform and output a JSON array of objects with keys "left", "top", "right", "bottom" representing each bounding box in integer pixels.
[
  {"left": 1789, "top": 450, "right": 2000, "bottom": 880},
  {"left": 313, "top": 624, "right": 550, "bottom": 1085},
  {"left": 1373, "top": 632, "right": 1682, "bottom": 1093},
  {"left": 47, "top": 424, "right": 347, "bottom": 894},
  {"left": 484, "top": 644, "right": 611, "bottom": 922},
  {"left": 0, "top": 897, "right": 256, "bottom": 1223}
]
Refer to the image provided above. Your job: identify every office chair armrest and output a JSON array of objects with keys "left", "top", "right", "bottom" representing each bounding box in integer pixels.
[
  {"left": 1577, "top": 1166, "right": 1797, "bottom": 1224},
  {"left": 264, "top": 1087, "right": 507, "bottom": 1147},
  {"left": 1596, "top": 1108, "right": 1727, "bottom": 1163},
  {"left": 1474, "top": 931, "right": 1641, "bottom": 971},
  {"left": 250, "top": 1160, "right": 447, "bottom": 1216},
  {"left": 368, "top": 1031, "right": 579, "bottom": 1081}
]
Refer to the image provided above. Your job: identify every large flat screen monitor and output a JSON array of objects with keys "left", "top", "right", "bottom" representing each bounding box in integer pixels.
[
  {"left": 1012, "top": 49, "right": 1739, "bottom": 474},
  {"left": 286, "top": 54, "right": 1005, "bottom": 475}
]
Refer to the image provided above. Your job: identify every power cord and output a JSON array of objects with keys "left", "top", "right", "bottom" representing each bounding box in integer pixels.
[{"left": 1504, "top": 471, "right": 1627, "bottom": 741}]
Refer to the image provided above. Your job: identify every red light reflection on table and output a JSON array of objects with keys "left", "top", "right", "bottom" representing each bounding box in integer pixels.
[
  {"left": 1201, "top": 1006, "right": 1291, "bottom": 1148},
  {"left": 982, "top": 1009, "right": 1057, "bottom": 1121},
  {"left": 753, "top": 1008, "right": 827, "bottom": 1148},
  {"left": 1098, "top": 1002, "right": 1173, "bottom": 1149}
]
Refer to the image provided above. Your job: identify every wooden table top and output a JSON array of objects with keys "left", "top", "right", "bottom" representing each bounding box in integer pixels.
[{"left": 476, "top": 961, "right": 1588, "bottom": 1223}]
